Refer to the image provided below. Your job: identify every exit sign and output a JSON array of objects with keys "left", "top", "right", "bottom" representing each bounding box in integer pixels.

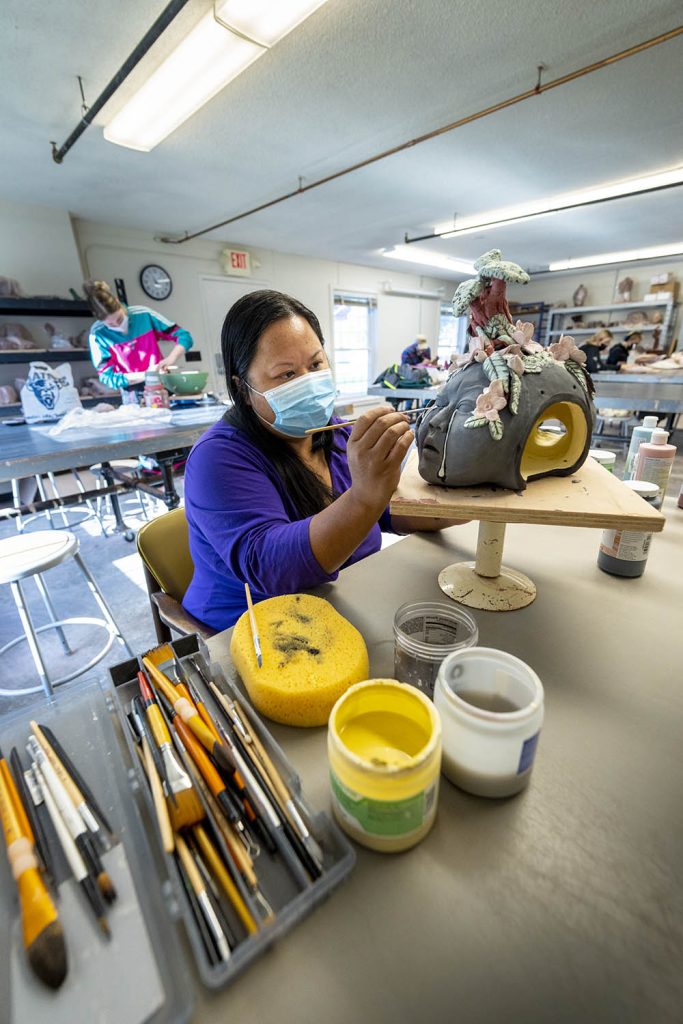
[{"left": 223, "top": 249, "right": 251, "bottom": 276}]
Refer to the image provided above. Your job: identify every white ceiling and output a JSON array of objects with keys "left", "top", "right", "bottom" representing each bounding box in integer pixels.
[{"left": 1, "top": 0, "right": 682, "bottom": 278}]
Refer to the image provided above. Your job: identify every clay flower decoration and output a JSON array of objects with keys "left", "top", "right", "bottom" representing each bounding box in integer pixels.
[
  {"left": 468, "top": 334, "right": 489, "bottom": 363},
  {"left": 502, "top": 349, "right": 525, "bottom": 376},
  {"left": 474, "top": 380, "right": 507, "bottom": 421},
  {"left": 548, "top": 334, "right": 587, "bottom": 364}
]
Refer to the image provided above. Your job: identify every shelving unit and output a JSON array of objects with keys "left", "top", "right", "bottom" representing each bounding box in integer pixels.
[
  {"left": 0, "top": 295, "right": 120, "bottom": 413},
  {"left": 508, "top": 301, "right": 548, "bottom": 343},
  {"left": 544, "top": 299, "right": 676, "bottom": 350}
]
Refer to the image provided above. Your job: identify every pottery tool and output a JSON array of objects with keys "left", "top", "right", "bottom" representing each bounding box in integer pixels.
[
  {"left": 209, "top": 683, "right": 323, "bottom": 874},
  {"left": 27, "top": 736, "right": 116, "bottom": 905},
  {"left": 8, "top": 747, "right": 55, "bottom": 890},
  {"left": 190, "top": 840, "right": 239, "bottom": 948},
  {"left": 32, "top": 759, "right": 110, "bottom": 939},
  {"left": 244, "top": 583, "right": 263, "bottom": 668},
  {"left": 155, "top": 689, "right": 251, "bottom": 851},
  {"left": 193, "top": 823, "right": 258, "bottom": 936},
  {"left": 305, "top": 404, "right": 430, "bottom": 434},
  {"left": 175, "top": 832, "right": 231, "bottom": 961},
  {"left": 142, "top": 652, "right": 237, "bottom": 775},
  {"left": 0, "top": 750, "right": 67, "bottom": 989},
  {"left": 38, "top": 723, "right": 116, "bottom": 839},
  {"left": 138, "top": 668, "right": 204, "bottom": 831},
  {"left": 233, "top": 701, "right": 324, "bottom": 871},
  {"left": 30, "top": 721, "right": 110, "bottom": 856}
]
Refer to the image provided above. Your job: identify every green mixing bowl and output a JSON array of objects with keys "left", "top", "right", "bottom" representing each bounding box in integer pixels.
[{"left": 162, "top": 370, "right": 209, "bottom": 395}]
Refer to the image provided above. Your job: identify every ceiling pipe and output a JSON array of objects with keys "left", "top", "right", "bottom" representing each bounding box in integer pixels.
[
  {"left": 50, "top": 0, "right": 192, "bottom": 164},
  {"left": 158, "top": 24, "right": 683, "bottom": 244}
]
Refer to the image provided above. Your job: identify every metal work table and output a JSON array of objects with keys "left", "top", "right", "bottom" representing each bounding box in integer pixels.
[
  {"left": 367, "top": 384, "right": 439, "bottom": 402},
  {"left": 201, "top": 501, "right": 683, "bottom": 1024},
  {"left": 0, "top": 407, "right": 225, "bottom": 532},
  {"left": 592, "top": 371, "right": 683, "bottom": 421}
]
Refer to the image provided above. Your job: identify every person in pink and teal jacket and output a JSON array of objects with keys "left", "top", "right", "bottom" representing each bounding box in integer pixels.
[{"left": 84, "top": 279, "right": 194, "bottom": 390}]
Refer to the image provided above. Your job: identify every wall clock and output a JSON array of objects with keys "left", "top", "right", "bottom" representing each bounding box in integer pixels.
[{"left": 140, "top": 264, "right": 172, "bottom": 300}]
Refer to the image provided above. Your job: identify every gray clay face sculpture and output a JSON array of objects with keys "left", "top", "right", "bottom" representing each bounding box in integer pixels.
[{"left": 416, "top": 249, "right": 596, "bottom": 492}]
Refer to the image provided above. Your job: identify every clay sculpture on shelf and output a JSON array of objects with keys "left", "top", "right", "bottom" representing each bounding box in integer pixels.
[{"left": 416, "top": 249, "right": 596, "bottom": 492}]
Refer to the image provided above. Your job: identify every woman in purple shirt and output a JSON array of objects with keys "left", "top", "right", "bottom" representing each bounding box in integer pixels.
[{"left": 183, "top": 290, "right": 457, "bottom": 630}]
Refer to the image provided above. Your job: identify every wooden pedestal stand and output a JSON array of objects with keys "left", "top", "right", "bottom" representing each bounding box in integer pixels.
[{"left": 390, "top": 453, "right": 666, "bottom": 612}]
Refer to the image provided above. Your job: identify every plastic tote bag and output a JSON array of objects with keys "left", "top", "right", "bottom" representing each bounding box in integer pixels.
[{"left": 20, "top": 361, "right": 82, "bottom": 422}]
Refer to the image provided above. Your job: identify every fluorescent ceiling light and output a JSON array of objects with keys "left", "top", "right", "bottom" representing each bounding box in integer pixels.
[
  {"left": 382, "top": 245, "right": 475, "bottom": 275},
  {"left": 549, "top": 242, "right": 683, "bottom": 272},
  {"left": 433, "top": 166, "right": 683, "bottom": 238},
  {"left": 104, "top": 1, "right": 329, "bottom": 151}
]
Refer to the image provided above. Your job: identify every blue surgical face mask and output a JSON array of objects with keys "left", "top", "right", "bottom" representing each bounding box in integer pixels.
[
  {"left": 245, "top": 368, "right": 336, "bottom": 438},
  {"left": 109, "top": 315, "right": 129, "bottom": 335}
]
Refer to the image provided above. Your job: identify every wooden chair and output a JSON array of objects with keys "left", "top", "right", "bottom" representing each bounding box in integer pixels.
[{"left": 136, "top": 507, "right": 215, "bottom": 643}]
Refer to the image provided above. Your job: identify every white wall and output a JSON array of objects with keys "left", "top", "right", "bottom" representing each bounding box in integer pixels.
[
  {"left": 74, "top": 217, "right": 451, "bottom": 391},
  {"left": 508, "top": 259, "right": 683, "bottom": 349},
  {"left": 0, "top": 200, "right": 84, "bottom": 295}
]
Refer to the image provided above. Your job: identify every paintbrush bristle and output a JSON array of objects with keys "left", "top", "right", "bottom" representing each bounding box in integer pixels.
[
  {"left": 97, "top": 871, "right": 117, "bottom": 904},
  {"left": 144, "top": 644, "right": 175, "bottom": 667},
  {"left": 168, "top": 786, "right": 204, "bottom": 830},
  {"left": 28, "top": 919, "right": 68, "bottom": 989}
]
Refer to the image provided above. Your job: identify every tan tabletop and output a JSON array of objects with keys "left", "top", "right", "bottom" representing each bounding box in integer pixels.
[{"left": 200, "top": 499, "right": 683, "bottom": 1024}]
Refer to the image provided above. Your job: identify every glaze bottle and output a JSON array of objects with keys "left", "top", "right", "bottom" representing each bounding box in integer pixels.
[
  {"left": 623, "top": 415, "right": 658, "bottom": 480},
  {"left": 633, "top": 428, "right": 676, "bottom": 499},
  {"left": 597, "top": 480, "right": 660, "bottom": 578}
]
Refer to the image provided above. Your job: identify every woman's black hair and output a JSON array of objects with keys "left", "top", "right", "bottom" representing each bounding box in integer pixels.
[{"left": 221, "top": 289, "right": 338, "bottom": 519}]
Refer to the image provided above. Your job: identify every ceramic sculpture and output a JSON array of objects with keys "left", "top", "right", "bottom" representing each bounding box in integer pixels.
[{"left": 416, "top": 249, "right": 595, "bottom": 491}]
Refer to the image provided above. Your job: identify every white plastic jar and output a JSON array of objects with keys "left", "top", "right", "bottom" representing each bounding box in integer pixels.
[{"left": 434, "top": 647, "right": 544, "bottom": 798}]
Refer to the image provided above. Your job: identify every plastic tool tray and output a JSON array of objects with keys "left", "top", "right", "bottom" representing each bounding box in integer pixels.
[
  {"left": 109, "top": 633, "right": 356, "bottom": 989},
  {"left": 0, "top": 675, "right": 193, "bottom": 1024}
]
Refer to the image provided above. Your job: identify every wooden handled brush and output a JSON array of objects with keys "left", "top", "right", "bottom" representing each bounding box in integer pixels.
[
  {"left": 0, "top": 751, "right": 67, "bottom": 989},
  {"left": 138, "top": 670, "right": 204, "bottom": 831}
]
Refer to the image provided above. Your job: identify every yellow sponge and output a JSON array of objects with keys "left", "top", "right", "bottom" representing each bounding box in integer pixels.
[{"left": 230, "top": 594, "right": 369, "bottom": 727}]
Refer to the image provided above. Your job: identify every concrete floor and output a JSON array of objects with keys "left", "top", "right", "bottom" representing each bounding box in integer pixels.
[{"left": 1, "top": 429, "right": 681, "bottom": 716}]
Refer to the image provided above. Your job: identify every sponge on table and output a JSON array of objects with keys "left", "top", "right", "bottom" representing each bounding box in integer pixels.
[{"left": 230, "top": 594, "right": 369, "bottom": 727}]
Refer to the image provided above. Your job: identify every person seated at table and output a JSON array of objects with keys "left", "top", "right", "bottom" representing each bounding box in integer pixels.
[
  {"left": 401, "top": 334, "right": 432, "bottom": 366},
  {"left": 182, "top": 290, "right": 463, "bottom": 630},
  {"left": 84, "top": 280, "right": 194, "bottom": 391},
  {"left": 578, "top": 329, "right": 612, "bottom": 375}
]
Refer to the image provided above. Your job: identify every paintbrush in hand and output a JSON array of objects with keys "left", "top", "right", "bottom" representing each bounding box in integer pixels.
[
  {"left": 244, "top": 583, "right": 262, "bottom": 668},
  {"left": 305, "top": 404, "right": 431, "bottom": 434},
  {"left": 0, "top": 747, "right": 67, "bottom": 989}
]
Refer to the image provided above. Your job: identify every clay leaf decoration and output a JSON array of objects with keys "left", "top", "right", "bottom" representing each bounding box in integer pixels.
[
  {"left": 509, "top": 371, "right": 522, "bottom": 414},
  {"left": 483, "top": 351, "right": 510, "bottom": 393},
  {"left": 564, "top": 359, "right": 592, "bottom": 395},
  {"left": 522, "top": 352, "right": 548, "bottom": 374}
]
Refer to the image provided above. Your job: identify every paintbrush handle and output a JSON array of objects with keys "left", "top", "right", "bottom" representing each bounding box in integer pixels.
[
  {"left": 39, "top": 724, "right": 115, "bottom": 837},
  {"left": 33, "top": 764, "right": 87, "bottom": 882},
  {"left": 141, "top": 738, "right": 174, "bottom": 854},
  {"left": 30, "top": 722, "right": 101, "bottom": 837},
  {"left": 0, "top": 756, "right": 33, "bottom": 846},
  {"left": 29, "top": 741, "right": 86, "bottom": 844},
  {"left": 193, "top": 825, "right": 258, "bottom": 936}
]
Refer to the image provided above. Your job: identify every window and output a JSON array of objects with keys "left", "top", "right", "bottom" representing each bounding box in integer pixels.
[
  {"left": 437, "top": 303, "right": 468, "bottom": 364},
  {"left": 332, "top": 292, "right": 376, "bottom": 395}
]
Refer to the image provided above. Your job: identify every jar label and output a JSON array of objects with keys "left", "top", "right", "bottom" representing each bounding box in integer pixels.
[
  {"left": 330, "top": 771, "right": 436, "bottom": 838},
  {"left": 600, "top": 530, "right": 651, "bottom": 561},
  {"left": 517, "top": 732, "right": 540, "bottom": 774}
]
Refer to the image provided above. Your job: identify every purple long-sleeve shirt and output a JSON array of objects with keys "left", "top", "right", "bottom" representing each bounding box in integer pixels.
[{"left": 182, "top": 417, "right": 392, "bottom": 630}]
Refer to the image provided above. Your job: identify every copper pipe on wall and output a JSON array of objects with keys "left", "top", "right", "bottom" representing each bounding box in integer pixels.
[{"left": 159, "top": 25, "right": 683, "bottom": 244}]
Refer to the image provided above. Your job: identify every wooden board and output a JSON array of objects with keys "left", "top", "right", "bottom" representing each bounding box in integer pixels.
[{"left": 390, "top": 452, "right": 666, "bottom": 532}]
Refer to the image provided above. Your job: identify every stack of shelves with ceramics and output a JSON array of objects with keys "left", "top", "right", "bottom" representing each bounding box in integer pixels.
[
  {"left": 0, "top": 296, "right": 121, "bottom": 415},
  {"left": 543, "top": 299, "right": 677, "bottom": 352}
]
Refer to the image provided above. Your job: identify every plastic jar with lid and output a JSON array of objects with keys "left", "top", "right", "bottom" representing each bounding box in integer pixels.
[
  {"left": 597, "top": 479, "right": 661, "bottom": 578},
  {"left": 328, "top": 679, "right": 442, "bottom": 853},
  {"left": 393, "top": 601, "right": 478, "bottom": 699},
  {"left": 434, "top": 647, "right": 544, "bottom": 798},
  {"left": 588, "top": 448, "right": 616, "bottom": 472},
  {"left": 143, "top": 369, "right": 170, "bottom": 409}
]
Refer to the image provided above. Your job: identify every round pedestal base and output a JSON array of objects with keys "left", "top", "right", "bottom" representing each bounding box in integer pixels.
[{"left": 438, "top": 561, "right": 537, "bottom": 612}]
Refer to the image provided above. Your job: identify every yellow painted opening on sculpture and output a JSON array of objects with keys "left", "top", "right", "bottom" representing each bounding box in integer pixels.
[{"left": 520, "top": 401, "right": 588, "bottom": 480}]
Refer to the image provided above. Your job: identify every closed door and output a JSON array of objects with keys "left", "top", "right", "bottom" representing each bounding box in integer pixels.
[{"left": 199, "top": 276, "right": 271, "bottom": 394}]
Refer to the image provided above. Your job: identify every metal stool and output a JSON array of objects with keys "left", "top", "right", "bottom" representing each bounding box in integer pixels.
[{"left": 0, "top": 531, "right": 132, "bottom": 700}]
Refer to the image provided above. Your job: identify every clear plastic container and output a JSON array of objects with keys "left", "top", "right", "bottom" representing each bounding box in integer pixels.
[
  {"left": 393, "top": 601, "right": 478, "bottom": 699},
  {"left": 434, "top": 647, "right": 544, "bottom": 798},
  {"left": 143, "top": 369, "right": 170, "bottom": 409},
  {"left": 328, "top": 679, "right": 442, "bottom": 853}
]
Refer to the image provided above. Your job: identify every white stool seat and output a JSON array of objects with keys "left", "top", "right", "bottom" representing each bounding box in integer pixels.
[{"left": 0, "top": 531, "right": 78, "bottom": 584}]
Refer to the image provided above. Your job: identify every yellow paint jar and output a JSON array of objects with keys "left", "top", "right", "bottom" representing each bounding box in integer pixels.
[{"left": 327, "top": 679, "right": 442, "bottom": 853}]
